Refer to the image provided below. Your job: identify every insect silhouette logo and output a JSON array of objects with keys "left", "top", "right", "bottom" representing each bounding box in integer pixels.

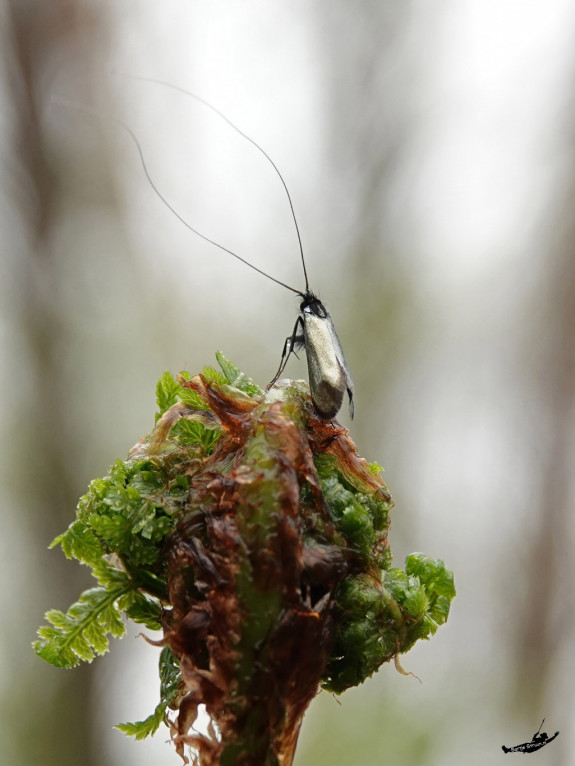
[{"left": 502, "top": 719, "right": 559, "bottom": 754}]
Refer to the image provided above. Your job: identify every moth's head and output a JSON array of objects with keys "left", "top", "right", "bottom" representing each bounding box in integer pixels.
[{"left": 300, "top": 291, "right": 328, "bottom": 318}]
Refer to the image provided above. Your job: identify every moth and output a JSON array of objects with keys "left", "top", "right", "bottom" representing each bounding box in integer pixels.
[{"left": 126, "top": 78, "right": 354, "bottom": 420}]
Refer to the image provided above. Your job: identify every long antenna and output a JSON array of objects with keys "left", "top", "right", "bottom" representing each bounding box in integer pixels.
[
  {"left": 119, "top": 74, "right": 310, "bottom": 293},
  {"left": 53, "top": 95, "right": 303, "bottom": 296},
  {"left": 119, "top": 120, "right": 303, "bottom": 295}
]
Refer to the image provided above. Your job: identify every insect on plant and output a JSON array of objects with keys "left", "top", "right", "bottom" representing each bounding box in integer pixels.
[
  {"left": 123, "top": 78, "right": 354, "bottom": 420},
  {"left": 37, "top": 81, "right": 455, "bottom": 766}
]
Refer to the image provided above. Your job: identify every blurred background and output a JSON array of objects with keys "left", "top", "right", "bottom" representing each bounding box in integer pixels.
[{"left": 2, "top": 1, "right": 575, "bottom": 764}]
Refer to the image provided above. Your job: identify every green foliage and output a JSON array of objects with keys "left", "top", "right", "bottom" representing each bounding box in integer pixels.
[
  {"left": 72, "top": 459, "right": 177, "bottom": 568},
  {"left": 173, "top": 381, "right": 205, "bottom": 412},
  {"left": 35, "top": 353, "right": 455, "bottom": 751},
  {"left": 34, "top": 355, "right": 242, "bottom": 733},
  {"left": 322, "top": 554, "right": 456, "bottom": 694},
  {"left": 115, "top": 704, "right": 166, "bottom": 741},
  {"left": 50, "top": 520, "right": 104, "bottom": 567},
  {"left": 322, "top": 474, "right": 376, "bottom": 553},
  {"left": 215, "top": 351, "right": 263, "bottom": 396},
  {"left": 315, "top": 454, "right": 391, "bottom": 566},
  {"left": 397, "top": 553, "right": 456, "bottom": 650},
  {"left": 171, "top": 417, "right": 221, "bottom": 452},
  {"left": 155, "top": 368, "right": 224, "bottom": 452},
  {"left": 156, "top": 371, "right": 183, "bottom": 415},
  {"left": 116, "top": 647, "right": 181, "bottom": 739},
  {"left": 34, "top": 562, "right": 132, "bottom": 668},
  {"left": 121, "top": 588, "right": 163, "bottom": 629}
]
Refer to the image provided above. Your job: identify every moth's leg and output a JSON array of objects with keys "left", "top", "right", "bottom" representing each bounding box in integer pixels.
[{"left": 267, "top": 316, "right": 304, "bottom": 389}]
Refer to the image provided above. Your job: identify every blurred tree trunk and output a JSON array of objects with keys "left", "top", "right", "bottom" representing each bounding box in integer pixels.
[
  {"left": 2, "top": 3, "right": 112, "bottom": 765},
  {"left": 512, "top": 158, "right": 575, "bottom": 733},
  {"left": 314, "top": 1, "right": 420, "bottom": 539},
  {"left": 312, "top": 2, "right": 419, "bottom": 447}
]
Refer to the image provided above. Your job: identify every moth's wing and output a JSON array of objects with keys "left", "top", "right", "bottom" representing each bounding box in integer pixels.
[
  {"left": 303, "top": 312, "right": 354, "bottom": 419},
  {"left": 327, "top": 318, "right": 354, "bottom": 419}
]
